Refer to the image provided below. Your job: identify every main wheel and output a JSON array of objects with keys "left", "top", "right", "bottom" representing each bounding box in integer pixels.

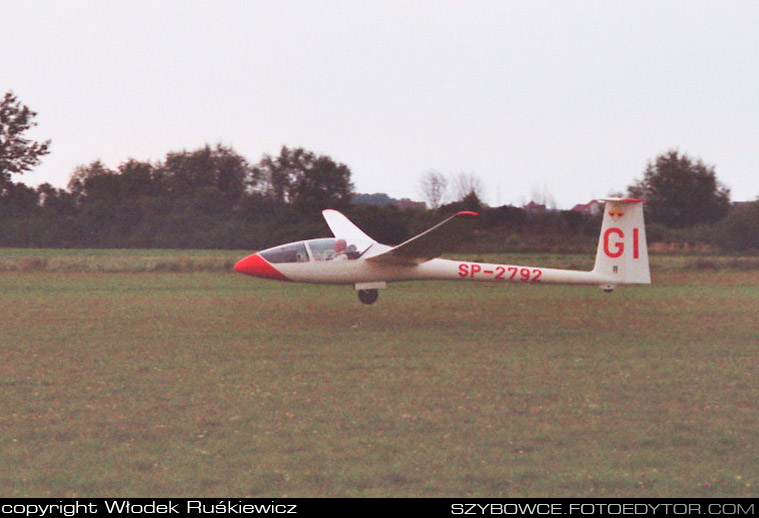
[{"left": 358, "top": 289, "right": 379, "bottom": 305}]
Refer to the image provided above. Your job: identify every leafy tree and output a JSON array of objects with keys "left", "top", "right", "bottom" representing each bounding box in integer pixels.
[
  {"left": 483, "top": 204, "right": 527, "bottom": 230},
  {"left": 0, "top": 91, "right": 51, "bottom": 185},
  {"left": 716, "top": 200, "right": 759, "bottom": 251},
  {"left": 67, "top": 161, "right": 119, "bottom": 205},
  {"left": 37, "top": 183, "right": 77, "bottom": 216},
  {"left": 254, "top": 146, "right": 354, "bottom": 211},
  {"left": 0, "top": 181, "right": 40, "bottom": 217},
  {"left": 344, "top": 203, "right": 411, "bottom": 245},
  {"left": 440, "top": 191, "right": 483, "bottom": 215},
  {"left": 162, "top": 144, "right": 251, "bottom": 205},
  {"left": 628, "top": 150, "right": 730, "bottom": 228},
  {"left": 118, "top": 159, "right": 166, "bottom": 199}
]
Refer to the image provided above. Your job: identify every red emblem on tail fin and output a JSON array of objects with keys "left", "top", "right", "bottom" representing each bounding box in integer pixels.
[{"left": 609, "top": 208, "right": 624, "bottom": 221}]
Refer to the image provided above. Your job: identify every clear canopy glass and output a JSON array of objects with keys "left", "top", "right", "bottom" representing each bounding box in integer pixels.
[{"left": 258, "top": 238, "right": 372, "bottom": 263}]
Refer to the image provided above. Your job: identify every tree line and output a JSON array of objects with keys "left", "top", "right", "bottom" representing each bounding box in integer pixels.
[
  {"left": 0, "top": 144, "right": 358, "bottom": 249},
  {"left": 2, "top": 144, "right": 755, "bottom": 252},
  {"left": 1, "top": 91, "right": 757, "bottom": 252},
  {"left": 0, "top": 141, "right": 588, "bottom": 250}
]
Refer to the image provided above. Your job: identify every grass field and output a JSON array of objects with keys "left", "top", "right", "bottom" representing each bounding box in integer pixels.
[{"left": 1, "top": 250, "right": 758, "bottom": 497}]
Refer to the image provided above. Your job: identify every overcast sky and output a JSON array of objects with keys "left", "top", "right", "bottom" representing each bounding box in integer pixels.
[{"left": 3, "top": 1, "right": 757, "bottom": 208}]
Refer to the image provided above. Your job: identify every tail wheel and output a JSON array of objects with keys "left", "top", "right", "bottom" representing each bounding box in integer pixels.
[{"left": 358, "top": 289, "right": 379, "bottom": 305}]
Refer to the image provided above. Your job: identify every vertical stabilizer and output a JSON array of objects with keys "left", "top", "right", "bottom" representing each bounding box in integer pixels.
[{"left": 592, "top": 199, "right": 651, "bottom": 285}]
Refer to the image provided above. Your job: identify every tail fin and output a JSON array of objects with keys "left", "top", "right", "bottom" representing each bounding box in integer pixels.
[{"left": 592, "top": 199, "right": 651, "bottom": 286}]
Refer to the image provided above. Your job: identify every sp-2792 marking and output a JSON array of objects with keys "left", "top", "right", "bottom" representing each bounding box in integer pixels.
[{"left": 458, "top": 264, "right": 543, "bottom": 282}]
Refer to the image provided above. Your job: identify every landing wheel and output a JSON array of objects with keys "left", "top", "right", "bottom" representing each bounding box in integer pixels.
[{"left": 358, "top": 289, "right": 379, "bottom": 305}]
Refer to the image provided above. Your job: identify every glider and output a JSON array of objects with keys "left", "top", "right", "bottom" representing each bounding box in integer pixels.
[{"left": 234, "top": 199, "right": 650, "bottom": 304}]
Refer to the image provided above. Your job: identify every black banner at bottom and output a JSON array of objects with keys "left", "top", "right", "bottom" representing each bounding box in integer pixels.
[{"left": 0, "top": 498, "right": 756, "bottom": 517}]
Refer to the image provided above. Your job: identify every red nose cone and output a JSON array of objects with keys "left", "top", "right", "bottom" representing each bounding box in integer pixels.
[{"left": 234, "top": 254, "right": 290, "bottom": 281}]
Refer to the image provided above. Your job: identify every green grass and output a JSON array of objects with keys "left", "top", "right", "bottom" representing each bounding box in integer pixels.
[
  {"left": 1, "top": 250, "right": 758, "bottom": 497},
  {"left": 0, "top": 249, "right": 238, "bottom": 273}
]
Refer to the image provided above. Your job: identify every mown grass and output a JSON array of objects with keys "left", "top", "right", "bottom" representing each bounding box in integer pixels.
[
  {"left": 0, "top": 249, "right": 238, "bottom": 273},
  {"left": 0, "top": 250, "right": 758, "bottom": 497}
]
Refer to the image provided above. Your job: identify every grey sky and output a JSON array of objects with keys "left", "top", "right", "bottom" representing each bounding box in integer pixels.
[{"left": 4, "top": 0, "right": 757, "bottom": 208}]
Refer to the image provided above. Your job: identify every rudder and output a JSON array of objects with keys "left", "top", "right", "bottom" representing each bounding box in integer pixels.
[{"left": 592, "top": 199, "right": 651, "bottom": 285}]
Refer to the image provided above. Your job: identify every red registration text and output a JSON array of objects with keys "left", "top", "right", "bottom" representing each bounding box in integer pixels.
[{"left": 458, "top": 264, "right": 543, "bottom": 282}]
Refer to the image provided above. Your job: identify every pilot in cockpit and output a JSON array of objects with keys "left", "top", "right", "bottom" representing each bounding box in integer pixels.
[
  {"left": 333, "top": 239, "right": 348, "bottom": 260},
  {"left": 332, "top": 239, "right": 361, "bottom": 260}
]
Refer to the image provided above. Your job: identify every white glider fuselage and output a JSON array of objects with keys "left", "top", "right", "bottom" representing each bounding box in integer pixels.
[
  {"left": 274, "top": 255, "right": 615, "bottom": 286},
  {"left": 234, "top": 199, "right": 650, "bottom": 303}
]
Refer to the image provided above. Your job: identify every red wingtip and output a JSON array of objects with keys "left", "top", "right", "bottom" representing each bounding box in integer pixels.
[{"left": 457, "top": 211, "right": 480, "bottom": 217}]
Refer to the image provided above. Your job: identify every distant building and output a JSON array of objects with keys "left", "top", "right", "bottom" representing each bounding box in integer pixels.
[
  {"left": 396, "top": 198, "right": 426, "bottom": 210},
  {"left": 353, "top": 193, "right": 426, "bottom": 210},
  {"left": 352, "top": 193, "right": 396, "bottom": 206},
  {"left": 523, "top": 201, "right": 547, "bottom": 214},
  {"left": 570, "top": 200, "right": 603, "bottom": 215}
]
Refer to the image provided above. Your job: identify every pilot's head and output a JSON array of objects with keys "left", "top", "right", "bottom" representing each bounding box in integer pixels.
[{"left": 334, "top": 239, "right": 347, "bottom": 252}]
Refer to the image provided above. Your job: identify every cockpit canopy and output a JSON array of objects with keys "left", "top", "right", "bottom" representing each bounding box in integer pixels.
[{"left": 259, "top": 238, "right": 372, "bottom": 264}]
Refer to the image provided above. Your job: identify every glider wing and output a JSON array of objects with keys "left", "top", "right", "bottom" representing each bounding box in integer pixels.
[
  {"left": 322, "top": 209, "right": 376, "bottom": 243},
  {"left": 366, "top": 211, "right": 479, "bottom": 265}
]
